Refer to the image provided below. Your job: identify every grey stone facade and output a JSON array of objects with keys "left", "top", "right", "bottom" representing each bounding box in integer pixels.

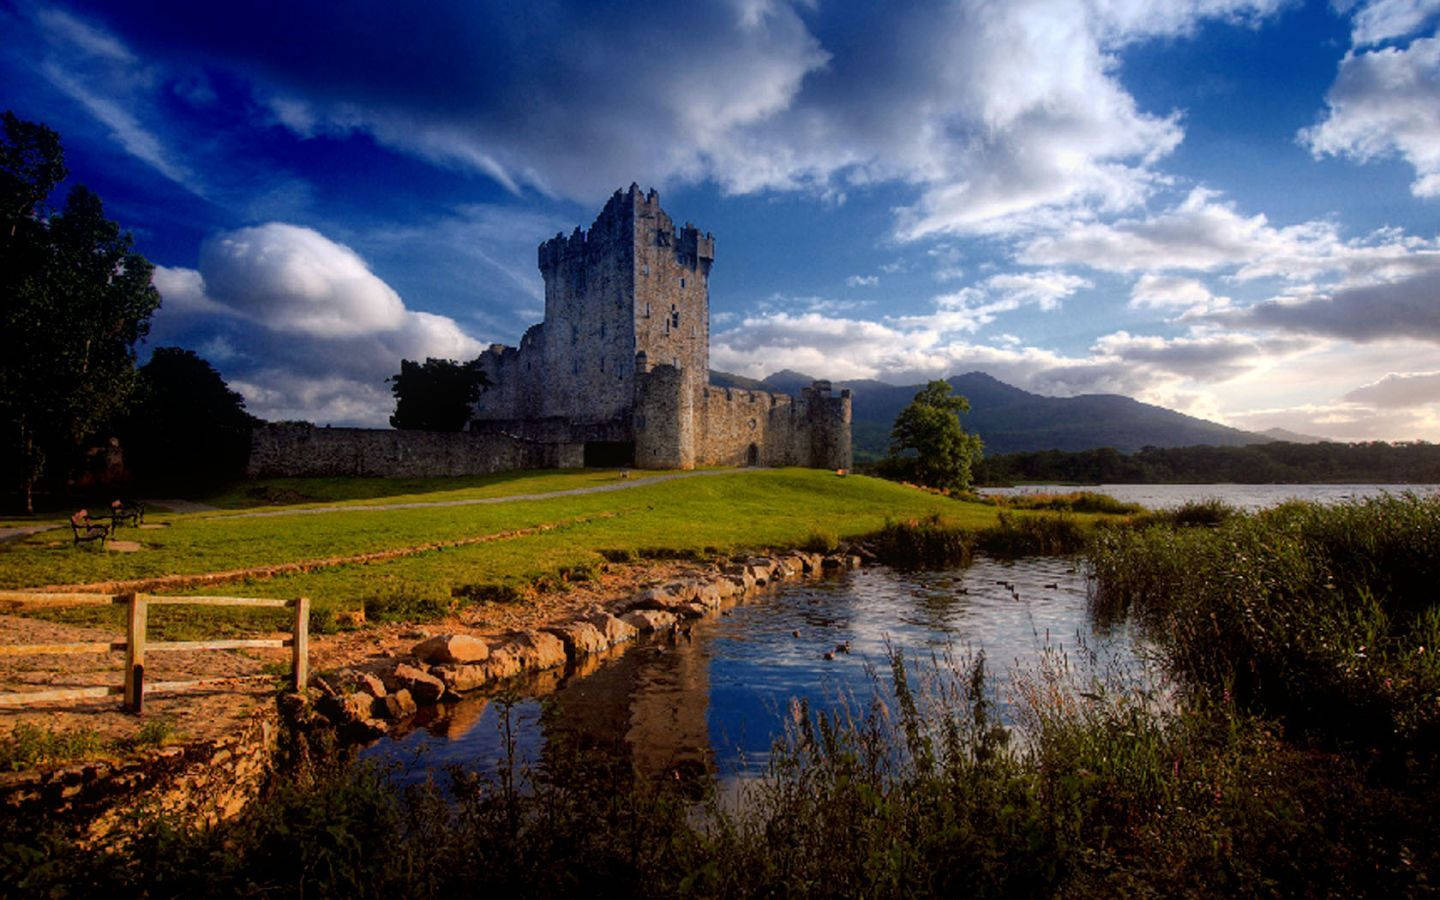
[
  {"left": 474, "top": 185, "right": 851, "bottom": 471},
  {"left": 246, "top": 186, "right": 850, "bottom": 478}
]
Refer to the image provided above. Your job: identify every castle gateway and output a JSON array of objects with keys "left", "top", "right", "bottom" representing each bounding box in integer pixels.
[{"left": 470, "top": 184, "right": 852, "bottom": 471}]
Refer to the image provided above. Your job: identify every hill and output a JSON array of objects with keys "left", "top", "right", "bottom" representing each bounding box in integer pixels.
[{"left": 711, "top": 369, "right": 1273, "bottom": 458}]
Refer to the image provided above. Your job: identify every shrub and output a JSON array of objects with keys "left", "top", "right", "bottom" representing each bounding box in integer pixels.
[
  {"left": 452, "top": 583, "right": 526, "bottom": 605},
  {"left": 976, "top": 511, "right": 1086, "bottom": 557},
  {"left": 799, "top": 529, "right": 839, "bottom": 553},
  {"left": 870, "top": 514, "right": 974, "bottom": 569}
]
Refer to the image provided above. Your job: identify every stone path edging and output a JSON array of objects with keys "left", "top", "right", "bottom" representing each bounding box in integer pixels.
[{"left": 310, "top": 548, "right": 865, "bottom": 737}]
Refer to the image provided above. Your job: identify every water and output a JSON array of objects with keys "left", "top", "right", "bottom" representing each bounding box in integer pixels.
[
  {"left": 979, "top": 482, "right": 1440, "bottom": 511},
  {"left": 366, "top": 557, "right": 1149, "bottom": 786}
]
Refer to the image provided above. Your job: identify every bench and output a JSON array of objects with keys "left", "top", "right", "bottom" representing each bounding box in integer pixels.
[
  {"left": 70, "top": 510, "right": 109, "bottom": 548},
  {"left": 109, "top": 499, "right": 145, "bottom": 529}
]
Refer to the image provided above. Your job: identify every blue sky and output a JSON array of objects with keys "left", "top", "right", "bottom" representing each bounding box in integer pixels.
[{"left": 4, "top": 0, "right": 1440, "bottom": 439}]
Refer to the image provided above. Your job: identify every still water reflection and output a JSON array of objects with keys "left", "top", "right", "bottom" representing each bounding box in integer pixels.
[{"left": 366, "top": 557, "right": 1147, "bottom": 787}]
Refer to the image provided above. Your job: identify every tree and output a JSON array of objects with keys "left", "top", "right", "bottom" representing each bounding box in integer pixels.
[
  {"left": 885, "top": 379, "right": 984, "bottom": 491},
  {"left": 388, "top": 357, "right": 490, "bottom": 431},
  {"left": 122, "top": 348, "right": 260, "bottom": 488},
  {"left": 0, "top": 112, "right": 160, "bottom": 511}
]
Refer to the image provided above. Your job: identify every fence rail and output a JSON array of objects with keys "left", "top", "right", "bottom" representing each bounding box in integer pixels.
[{"left": 0, "top": 591, "right": 308, "bottom": 713}]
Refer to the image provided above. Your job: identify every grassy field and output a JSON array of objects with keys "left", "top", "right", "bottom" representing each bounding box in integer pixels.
[{"left": 1, "top": 468, "right": 1028, "bottom": 633}]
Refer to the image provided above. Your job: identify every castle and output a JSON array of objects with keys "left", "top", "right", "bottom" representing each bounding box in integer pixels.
[
  {"left": 469, "top": 184, "right": 852, "bottom": 471},
  {"left": 247, "top": 185, "right": 851, "bottom": 478}
]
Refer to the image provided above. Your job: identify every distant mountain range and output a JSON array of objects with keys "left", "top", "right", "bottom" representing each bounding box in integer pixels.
[{"left": 709, "top": 368, "right": 1327, "bottom": 458}]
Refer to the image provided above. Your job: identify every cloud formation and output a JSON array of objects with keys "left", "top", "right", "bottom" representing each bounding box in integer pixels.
[
  {"left": 1304, "top": 2, "right": 1440, "bottom": 197},
  {"left": 51, "top": 0, "right": 1285, "bottom": 237},
  {"left": 150, "top": 224, "right": 482, "bottom": 425},
  {"left": 1343, "top": 370, "right": 1440, "bottom": 407}
]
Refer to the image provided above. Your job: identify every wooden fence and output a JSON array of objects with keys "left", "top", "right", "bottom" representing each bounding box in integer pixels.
[{"left": 0, "top": 591, "right": 308, "bottom": 713}]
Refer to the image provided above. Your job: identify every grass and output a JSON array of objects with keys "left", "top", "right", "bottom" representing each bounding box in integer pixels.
[
  {"left": 1, "top": 469, "right": 1010, "bottom": 632},
  {"left": 0, "top": 719, "right": 181, "bottom": 772},
  {"left": 7, "top": 648, "right": 1433, "bottom": 896},
  {"left": 1089, "top": 493, "right": 1440, "bottom": 761}
]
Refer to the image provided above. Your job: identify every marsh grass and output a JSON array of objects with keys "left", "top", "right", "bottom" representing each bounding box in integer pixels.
[
  {"left": 10, "top": 645, "right": 1433, "bottom": 896},
  {"left": 1089, "top": 494, "right": 1440, "bottom": 762}
]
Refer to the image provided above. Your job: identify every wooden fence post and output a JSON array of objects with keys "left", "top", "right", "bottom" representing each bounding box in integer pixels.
[
  {"left": 123, "top": 592, "right": 147, "bottom": 714},
  {"left": 291, "top": 596, "right": 309, "bottom": 691}
]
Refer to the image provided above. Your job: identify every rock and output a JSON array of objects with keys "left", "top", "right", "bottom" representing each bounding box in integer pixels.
[
  {"left": 318, "top": 692, "right": 374, "bottom": 726},
  {"left": 585, "top": 611, "right": 639, "bottom": 645},
  {"left": 412, "top": 633, "right": 491, "bottom": 665},
  {"left": 711, "top": 576, "right": 738, "bottom": 599},
  {"left": 355, "top": 672, "right": 386, "bottom": 698},
  {"left": 399, "top": 629, "right": 429, "bottom": 640},
  {"left": 847, "top": 554, "right": 863, "bottom": 569},
  {"left": 744, "top": 558, "right": 776, "bottom": 584},
  {"left": 393, "top": 663, "right": 446, "bottom": 705},
  {"left": 504, "top": 630, "right": 568, "bottom": 671},
  {"left": 374, "top": 689, "right": 417, "bottom": 719},
  {"left": 479, "top": 649, "right": 523, "bottom": 682},
  {"left": 544, "top": 621, "right": 609, "bottom": 658},
  {"left": 723, "top": 566, "right": 757, "bottom": 593},
  {"left": 433, "top": 664, "right": 488, "bottom": 693},
  {"left": 821, "top": 555, "right": 845, "bottom": 571},
  {"left": 621, "top": 609, "right": 677, "bottom": 632},
  {"left": 337, "top": 609, "right": 366, "bottom": 628},
  {"left": 694, "top": 582, "right": 724, "bottom": 610}
]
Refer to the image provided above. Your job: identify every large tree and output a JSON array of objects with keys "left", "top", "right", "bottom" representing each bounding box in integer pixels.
[
  {"left": 885, "top": 379, "right": 984, "bottom": 491},
  {"left": 122, "top": 348, "right": 260, "bottom": 488},
  {"left": 388, "top": 357, "right": 490, "bottom": 431},
  {"left": 0, "top": 112, "right": 160, "bottom": 511}
]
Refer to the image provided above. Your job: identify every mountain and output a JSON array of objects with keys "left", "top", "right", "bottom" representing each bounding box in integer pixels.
[
  {"left": 710, "top": 369, "right": 1275, "bottom": 458},
  {"left": 1257, "top": 427, "right": 1329, "bottom": 444}
]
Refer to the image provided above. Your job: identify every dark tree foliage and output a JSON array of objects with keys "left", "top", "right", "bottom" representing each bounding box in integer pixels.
[
  {"left": 0, "top": 112, "right": 160, "bottom": 511},
  {"left": 880, "top": 379, "right": 984, "bottom": 491},
  {"left": 974, "top": 440, "right": 1440, "bottom": 485},
  {"left": 122, "top": 348, "right": 260, "bottom": 489},
  {"left": 388, "top": 357, "right": 490, "bottom": 431}
]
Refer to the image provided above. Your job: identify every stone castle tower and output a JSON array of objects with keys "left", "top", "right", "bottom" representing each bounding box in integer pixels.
[{"left": 471, "top": 184, "right": 851, "bottom": 471}]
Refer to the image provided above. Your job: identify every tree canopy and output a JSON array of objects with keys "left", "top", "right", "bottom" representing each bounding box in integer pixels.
[
  {"left": 883, "top": 379, "right": 984, "bottom": 491},
  {"left": 388, "top": 357, "right": 490, "bottom": 431},
  {"left": 122, "top": 348, "right": 259, "bottom": 488},
  {"left": 1, "top": 112, "right": 160, "bottom": 511}
]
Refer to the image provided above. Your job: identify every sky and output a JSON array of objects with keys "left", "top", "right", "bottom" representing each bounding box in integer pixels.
[{"left": 3, "top": 0, "right": 1440, "bottom": 440}]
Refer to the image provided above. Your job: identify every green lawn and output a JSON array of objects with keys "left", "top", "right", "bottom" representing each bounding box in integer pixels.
[{"left": 0, "top": 470, "right": 1006, "bottom": 626}]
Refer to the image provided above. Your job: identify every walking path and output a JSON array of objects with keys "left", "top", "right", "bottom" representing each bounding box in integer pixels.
[{"left": 208, "top": 467, "right": 753, "bottom": 520}]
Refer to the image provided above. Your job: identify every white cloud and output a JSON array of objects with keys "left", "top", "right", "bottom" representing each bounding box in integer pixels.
[
  {"left": 1343, "top": 370, "right": 1440, "bottom": 406},
  {"left": 1304, "top": 3, "right": 1440, "bottom": 197},
  {"left": 845, "top": 274, "right": 879, "bottom": 287},
  {"left": 150, "top": 224, "right": 483, "bottom": 425},
  {"left": 1129, "top": 273, "right": 1227, "bottom": 315},
  {"left": 1349, "top": 0, "right": 1440, "bottom": 44}
]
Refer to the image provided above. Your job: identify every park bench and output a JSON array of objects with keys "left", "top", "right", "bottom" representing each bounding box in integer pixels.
[
  {"left": 109, "top": 498, "right": 145, "bottom": 529},
  {"left": 69, "top": 510, "right": 109, "bottom": 548}
]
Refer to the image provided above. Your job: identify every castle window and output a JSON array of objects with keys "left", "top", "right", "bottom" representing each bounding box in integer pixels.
[
  {"left": 680, "top": 277, "right": 686, "bottom": 289},
  {"left": 600, "top": 322, "right": 606, "bottom": 338},
  {"left": 599, "top": 357, "right": 605, "bottom": 372},
  {"left": 644, "top": 302, "right": 651, "bottom": 318},
  {"left": 572, "top": 360, "right": 579, "bottom": 375},
  {"left": 571, "top": 324, "right": 578, "bottom": 346},
  {"left": 641, "top": 263, "right": 650, "bottom": 276},
  {"left": 671, "top": 305, "right": 680, "bottom": 328}
]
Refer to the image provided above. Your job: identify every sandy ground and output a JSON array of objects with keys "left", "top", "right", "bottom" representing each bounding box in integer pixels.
[{"left": 0, "top": 558, "right": 712, "bottom": 758}]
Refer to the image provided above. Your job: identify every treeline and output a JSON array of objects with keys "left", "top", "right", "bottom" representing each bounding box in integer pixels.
[{"left": 975, "top": 441, "right": 1440, "bottom": 485}]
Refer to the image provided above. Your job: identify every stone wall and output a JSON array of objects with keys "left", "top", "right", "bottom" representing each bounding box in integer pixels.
[
  {"left": 247, "top": 423, "right": 579, "bottom": 478},
  {"left": 0, "top": 705, "right": 279, "bottom": 839},
  {"left": 692, "top": 382, "right": 853, "bottom": 470},
  {"left": 634, "top": 364, "right": 693, "bottom": 469}
]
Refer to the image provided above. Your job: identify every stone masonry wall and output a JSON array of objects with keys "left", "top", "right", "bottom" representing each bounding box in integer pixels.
[{"left": 247, "top": 423, "right": 578, "bottom": 478}]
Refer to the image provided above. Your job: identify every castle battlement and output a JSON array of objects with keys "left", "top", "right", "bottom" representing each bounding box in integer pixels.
[{"left": 475, "top": 186, "right": 850, "bottom": 472}]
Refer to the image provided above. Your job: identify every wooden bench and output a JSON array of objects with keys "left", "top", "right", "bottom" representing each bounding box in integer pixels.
[
  {"left": 108, "top": 499, "right": 145, "bottom": 529},
  {"left": 70, "top": 510, "right": 109, "bottom": 548}
]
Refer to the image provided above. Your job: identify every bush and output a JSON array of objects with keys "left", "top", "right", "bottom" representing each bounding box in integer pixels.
[
  {"left": 799, "top": 529, "right": 839, "bottom": 553},
  {"left": 976, "top": 511, "right": 1087, "bottom": 558},
  {"left": 452, "top": 582, "right": 526, "bottom": 604},
  {"left": 870, "top": 514, "right": 974, "bottom": 569}
]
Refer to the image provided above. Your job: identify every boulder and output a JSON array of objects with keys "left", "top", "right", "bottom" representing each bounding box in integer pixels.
[
  {"left": 319, "top": 691, "right": 374, "bottom": 726},
  {"left": 355, "top": 672, "right": 386, "bottom": 698},
  {"left": 434, "top": 664, "right": 489, "bottom": 693},
  {"left": 694, "top": 582, "right": 725, "bottom": 610},
  {"left": 821, "top": 555, "right": 845, "bottom": 572},
  {"left": 412, "top": 633, "right": 491, "bottom": 665},
  {"left": 584, "top": 611, "right": 639, "bottom": 645},
  {"left": 711, "top": 576, "right": 738, "bottom": 599},
  {"left": 478, "top": 649, "right": 523, "bottom": 682},
  {"left": 621, "top": 609, "right": 677, "bottom": 632},
  {"left": 393, "top": 663, "right": 446, "bottom": 705},
  {"left": 503, "top": 630, "right": 568, "bottom": 671},
  {"left": 544, "top": 621, "right": 609, "bottom": 658},
  {"left": 373, "top": 689, "right": 417, "bottom": 719},
  {"left": 745, "top": 558, "right": 776, "bottom": 584}
]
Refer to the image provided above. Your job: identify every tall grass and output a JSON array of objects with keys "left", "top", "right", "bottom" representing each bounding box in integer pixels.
[
  {"left": 9, "top": 649, "right": 1432, "bottom": 896},
  {"left": 1089, "top": 493, "right": 1440, "bottom": 761}
]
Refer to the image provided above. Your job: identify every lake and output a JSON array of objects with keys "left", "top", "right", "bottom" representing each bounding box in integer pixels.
[
  {"left": 980, "top": 482, "right": 1440, "bottom": 511},
  {"left": 366, "top": 557, "right": 1152, "bottom": 787}
]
